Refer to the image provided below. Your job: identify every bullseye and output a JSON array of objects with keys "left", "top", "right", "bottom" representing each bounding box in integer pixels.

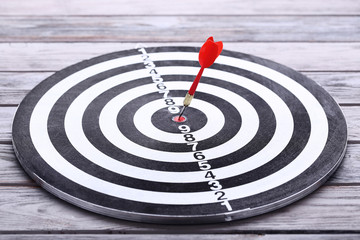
[
  {"left": 173, "top": 115, "right": 187, "bottom": 123},
  {"left": 12, "top": 46, "right": 347, "bottom": 224}
]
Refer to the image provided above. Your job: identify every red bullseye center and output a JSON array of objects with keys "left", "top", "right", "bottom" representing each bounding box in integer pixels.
[{"left": 172, "top": 116, "right": 187, "bottom": 123}]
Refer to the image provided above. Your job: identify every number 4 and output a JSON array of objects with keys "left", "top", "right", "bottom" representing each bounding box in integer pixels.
[{"left": 205, "top": 171, "right": 216, "bottom": 179}]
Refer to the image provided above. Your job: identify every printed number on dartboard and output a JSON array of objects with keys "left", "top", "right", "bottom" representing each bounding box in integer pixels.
[
  {"left": 138, "top": 47, "right": 232, "bottom": 212},
  {"left": 138, "top": 47, "right": 180, "bottom": 115},
  {"left": 178, "top": 125, "right": 233, "bottom": 211}
]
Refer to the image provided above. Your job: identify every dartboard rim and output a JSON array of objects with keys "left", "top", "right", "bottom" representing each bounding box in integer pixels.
[{"left": 12, "top": 46, "right": 348, "bottom": 224}]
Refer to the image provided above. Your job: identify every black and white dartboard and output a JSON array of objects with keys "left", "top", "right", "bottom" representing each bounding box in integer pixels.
[{"left": 12, "top": 46, "right": 347, "bottom": 224}]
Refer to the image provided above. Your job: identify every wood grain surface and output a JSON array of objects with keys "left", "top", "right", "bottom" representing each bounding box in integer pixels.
[
  {"left": 0, "top": 16, "right": 359, "bottom": 42},
  {"left": 1, "top": 0, "right": 359, "bottom": 238},
  {"left": 1, "top": 43, "right": 360, "bottom": 71},
  {"left": 1, "top": 0, "right": 359, "bottom": 15}
]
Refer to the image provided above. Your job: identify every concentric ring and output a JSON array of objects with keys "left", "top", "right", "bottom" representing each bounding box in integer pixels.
[
  {"left": 12, "top": 47, "right": 347, "bottom": 223},
  {"left": 132, "top": 97, "right": 224, "bottom": 144},
  {"left": 30, "top": 57, "right": 319, "bottom": 199},
  {"left": 97, "top": 80, "right": 261, "bottom": 161}
]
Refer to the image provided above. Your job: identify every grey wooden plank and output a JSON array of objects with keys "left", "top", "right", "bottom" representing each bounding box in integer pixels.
[
  {"left": 1, "top": 72, "right": 359, "bottom": 105},
  {"left": 327, "top": 144, "right": 360, "bottom": 184},
  {"left": 0, "top": 144, "right": 33, "bottom": 184},
  {"left": 0, "top": 72, "right": 51, "bottom": 105},
  {"left": 305, "top": 72, "right": 360, "bottom": 104},
  {"left": 0, "top": 185, "right": 360, "bottom": 232},
  {"left": 343, "top": 107, "right": 360, "bottom": 142},
  {"left": 0, "top": 107, "right": 15, "bottom": 143},
  {"left": 0, "top": 234, "right": 360, "bottom": 240},
  {"left": 1, "top": 43, "right": 360, "bottom": 72},
  {"left": 1, "top": 16, "right": 359, "bottom": 42},
  {"left": 0, "top": 0, "right": 359, "bottom": 15},
  {"left": 0, "top": 72, "right": 50, "bottom": 90},
  {"left": 1, "top": 143, "right": 359, "bottom": 185}
]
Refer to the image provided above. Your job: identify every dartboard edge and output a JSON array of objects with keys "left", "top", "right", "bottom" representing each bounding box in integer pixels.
[{"left": 12, "top": 46, "right": 348, "bottom": 224}]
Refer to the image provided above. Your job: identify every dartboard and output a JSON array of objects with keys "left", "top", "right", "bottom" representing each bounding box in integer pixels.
[{"left": 12, "top": 46, "right": 347, "bottom": 224}]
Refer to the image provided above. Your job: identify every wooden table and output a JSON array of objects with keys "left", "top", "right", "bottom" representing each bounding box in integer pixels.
[{"left": 1, "top": 0, "right": 359, "bottom": 239}]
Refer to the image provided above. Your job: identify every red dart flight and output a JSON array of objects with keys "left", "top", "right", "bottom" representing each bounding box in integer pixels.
[{"left": 177, "top": 37, "right": 223, "bottom": 120}]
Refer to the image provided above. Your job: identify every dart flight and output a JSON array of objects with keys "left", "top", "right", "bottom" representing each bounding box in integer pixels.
[{"left": 178, "top": 37, "right": 223, "bottom": 119}]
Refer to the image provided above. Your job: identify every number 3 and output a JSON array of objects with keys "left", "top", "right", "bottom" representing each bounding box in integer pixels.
[{"left": 208, "top": 180, "right": 222, "bottom": 190}]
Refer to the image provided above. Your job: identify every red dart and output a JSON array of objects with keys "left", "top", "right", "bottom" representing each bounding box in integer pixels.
[
  {"left": 189, "top": 36, "right": 223, "bottom": 95},
  {"left": 177, "top": 37, "right": 223, "bottom": 120}
]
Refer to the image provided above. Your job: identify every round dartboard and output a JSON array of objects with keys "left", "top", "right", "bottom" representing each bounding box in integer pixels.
[{"left": 12, "top": 46, "right": 347, "bottom": 224}]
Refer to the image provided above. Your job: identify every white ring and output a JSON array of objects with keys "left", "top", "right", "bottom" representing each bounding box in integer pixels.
[
  {"left": 63, "top": 66, "right": 287, "bottom": 181},
  {"left": 100, "top": 82, "right": 254, "bottom": 149},
  {"left": 95, "top": 74, "right": 286, "bottom": 163},
  {"left": 29, "top": 52, "right": 327, "bottom": 205},
  {"left": 132, "top": 97, "right": 224, "bottom": 144},
  {"left": 70, "top": 80, "right": 259, "bottom": 162}
]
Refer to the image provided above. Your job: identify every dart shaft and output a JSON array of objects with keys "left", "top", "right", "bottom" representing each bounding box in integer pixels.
[
  {"left": 188, "top": 67, "right": 204, "bottom": 95},
  {"left": 178, "top": 93, "right": 194, "bottom": 118},
  {"left": 178, "top": 105, "right": 187, "bottom": 119}
]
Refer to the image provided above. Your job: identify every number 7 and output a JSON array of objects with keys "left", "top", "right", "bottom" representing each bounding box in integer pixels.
[{"left": 187, "top": 142, "right": 198, "bottom": 151}]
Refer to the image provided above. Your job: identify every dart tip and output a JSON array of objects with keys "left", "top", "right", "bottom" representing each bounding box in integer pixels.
[
  {"left": 177, "top": 93, "right": 192, "bottom": 121},
  {"left": 172, "top": 115, "right": 186, "bottom": 123},
  {"left": 178, "top": 105, "right": 187, "bottom": 119}
]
